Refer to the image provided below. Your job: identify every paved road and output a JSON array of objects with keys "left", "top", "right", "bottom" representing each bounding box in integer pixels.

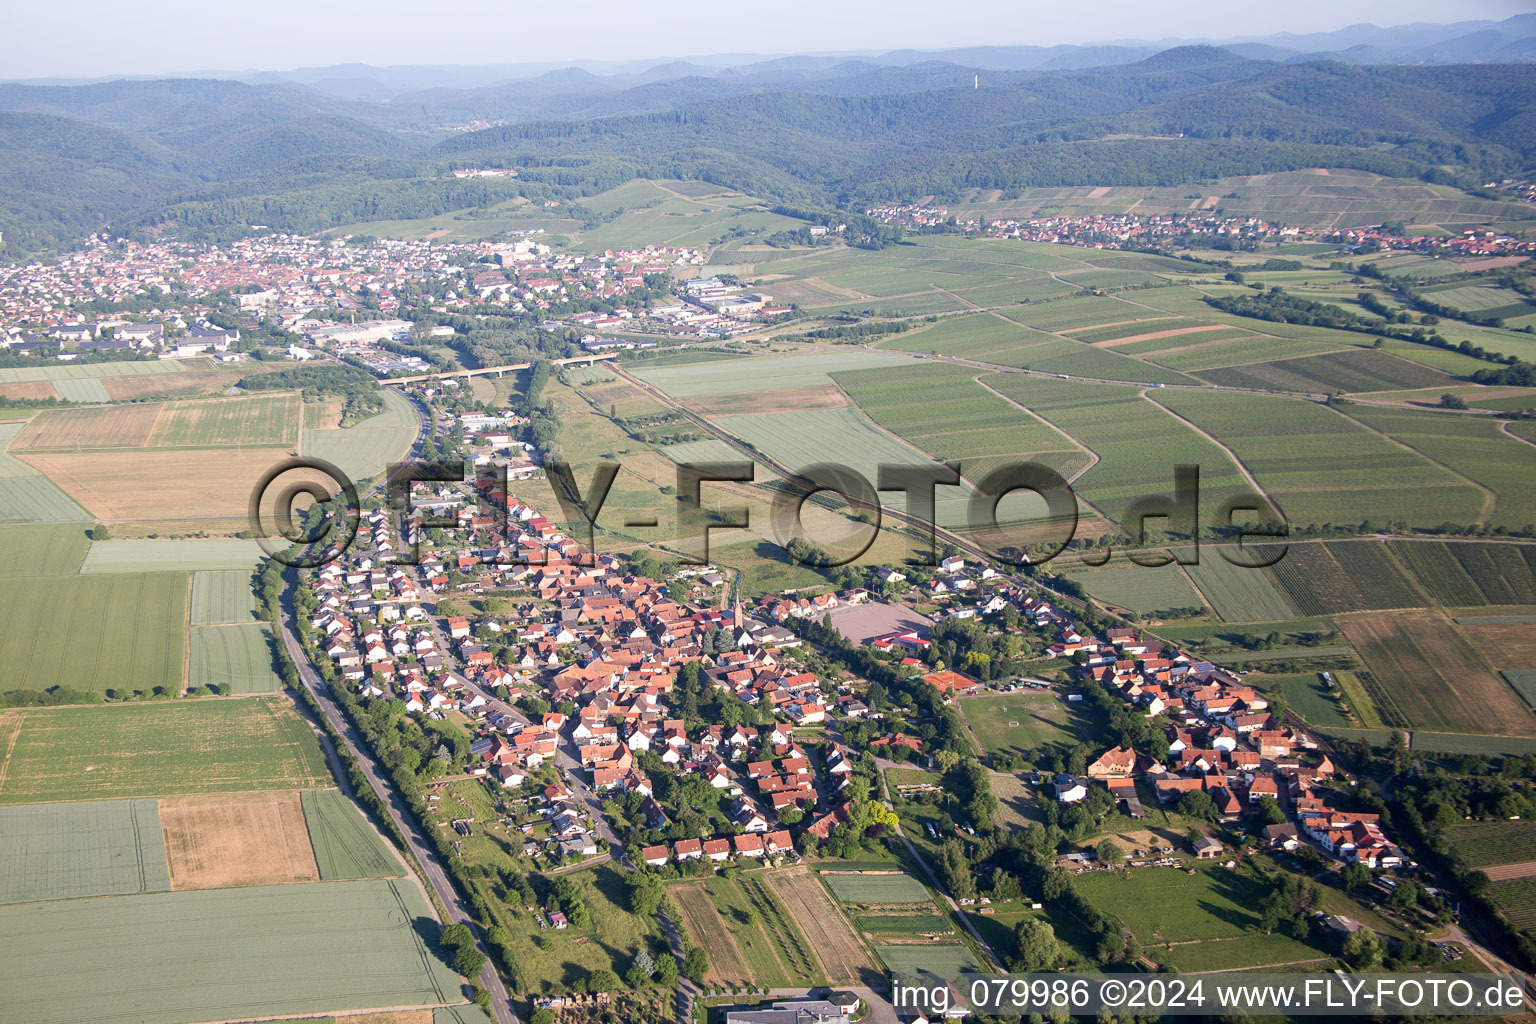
[{"left": 279, "top": 591, "right": 519, "bottom": 1024}]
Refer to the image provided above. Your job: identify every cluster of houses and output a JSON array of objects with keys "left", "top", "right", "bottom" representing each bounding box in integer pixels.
[
  {"left": 1052, "top": 624, "right": 1404, "bottom": 868},
  {"left": 0, "top": 233, "right": 716, "bottom": 367},
  {"left": 301, "top": 469, "right": 857, "bottom": 865},
  {"left": 863, "top": 203, "right": 1536, "bottom": 260}
]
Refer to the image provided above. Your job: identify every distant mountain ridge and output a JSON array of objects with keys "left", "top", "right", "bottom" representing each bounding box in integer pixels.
[
  {"left": 6, "top": 13, "right": 1533, "bottom": 101},
  {"left": 0, "top": 33, "right": 1533, "bottom": 258}
]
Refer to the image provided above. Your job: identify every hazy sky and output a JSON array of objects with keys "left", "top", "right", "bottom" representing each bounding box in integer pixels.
[{"left": 5, "top": 0, "right": 1530, "bottom": 79}]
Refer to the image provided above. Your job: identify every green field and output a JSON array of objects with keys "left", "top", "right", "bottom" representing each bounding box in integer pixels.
[
  {"left": 1065, "top": 563, "right": 1206, "bottom": 615},
  {"left": 1247, "top": 673, "right": 1357, "bottom": 729},
  {"left": 1343, "top": 406, "right": 1536, "bottom": 532},
  {"left": 707, "top": 404, "right": 979, "bottom": 530},
  {"left": 831, "top": 362, "right": 1086, "bottom": 469},
  {"left": 145, "top": 393, "right": 299, "bottom": 448},
  {"left": 1154, "top": 390, "right": 1485, "bottom": 529},
  {"left": 0, "top": 697, "right": 332, "bottom": 803},
  {"left": 0, "top": 879, "right": 462, "bottom": 1024},
  {"left": 490, "top": 862, "right": 655, "bottom": 994},
  {"left": 688, "top": 876, "right": 825, "bottom": 987},
  {"left": 1262, "top": 540, "right": 1428, "bottom": 615},
  {"left": 875, "top": 944, "right": 981, "bottom": 975},
  {"left": 1175, "top": 551, "right": 1301, "bottom": 622},
  {"left": 1443, "top": 821, "right": 1536, "bottom": 869},
  {"left": 0, "top": 571, "right": 188, "bottom": 693},
  {"left": 631, "top": 350, "right": 914, "bottom": 397},
  {"left": 852, "top": 913, "right": 952, "bottom": 935},
  {"left": 301, "top": 388, "right": 419, "bottom": 482},
  {"left": 1076, "top": 864, "right": 1326, "bottom": 970},
  {"left": 1195, "top": 348, "right": 1452, "bottom": 394},
  {"left": 821, "top": 871, "right": 932, "bottom": 904},
  {"left": 190, "top": 569, "right": 261, "bottom": 624},
  {"left": 1385, "top": 543, "right": 1536, "bottom": 608},
  {"left": 0, "top": 360, "right": 189, "bottom": 384},
  {"left": 0, "top": 524, "right": 90, "bottom": 576},
  {"left": 79, "top": 539, "right": 268, "bottom": 574},
  {"left": 0, "top": 424, "right": 92, "bottom": 523},
  {"left": 189, "top": 623, "right": 283, "bottom": 694},
  {"left": 941, "top": 171, "right": 1534, "bottom": 232},
  {"left": 0, "top": 799, "right": 170, "bottom": 903},
  {"left": 1488, "top": 878, "right": 1536, "bottom": 931},
  {"left": 301, "top": 789, "right": 403, "bottom": 880},
  {"left": 53, "top": 378, "right": 110, "bottom": 402},
  {"left": 981, "top": 374, "right": 1261, "bottom": 528}
]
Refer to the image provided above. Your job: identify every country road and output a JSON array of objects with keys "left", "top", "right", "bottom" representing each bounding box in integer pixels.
[
  {"left": 279, "top": 592, "right": 519, "bottom": 1023},
  {"left": 277, "top": 387, "right": 517, "bottom": 1024},
  {"left": 278, "top": 596, "right": 519, "bottom": 1024}
]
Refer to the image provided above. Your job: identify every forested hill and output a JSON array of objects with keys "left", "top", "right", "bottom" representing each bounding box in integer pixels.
[
  {"left": 434, "top": 52, "right": 1536, "bottom": 203},
  {"left": 1, "top": 48, "right": 1534, "bottom": 256}
]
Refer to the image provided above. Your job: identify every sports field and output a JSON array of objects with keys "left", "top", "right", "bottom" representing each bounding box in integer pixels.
[
  {"left": 0, "top": 571, "right": 188, "bottom": 694},
  {"left": 0, "top": 523, "right": 90, "bottom": 576},
  {"left": 959, "top": 692, "right": 1092, "bottom": 760},
  {"left": 821, "top": 870, "right": 931, "bottom": 904},
  {"left": 0, "top": 697, "right": 332, "bottom": 803},
  {"left": 190, "top": 569, "right": 261, "bottom": 624},
  {"left": 189, "top": 623, "right": 283, "bottom": 694},
  {"left": 79, "top": 538, "right": 268, "bottom": 574},
  {"left": 302, "top": 788, "right": 403, "bottom": 880},
  {"left": 0, "top": 799, "right": 170, "bottom": 903},
  {"left": 0, "top": 879, "right": 462, "bottom": 1024}
]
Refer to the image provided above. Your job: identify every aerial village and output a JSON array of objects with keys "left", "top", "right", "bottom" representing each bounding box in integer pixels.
[
  {"left": 295, "top": 445, "right": 1404, "bottom": 901},
  {"left": 865, "top": 204, "right": 1536, "bottom": 259}
]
